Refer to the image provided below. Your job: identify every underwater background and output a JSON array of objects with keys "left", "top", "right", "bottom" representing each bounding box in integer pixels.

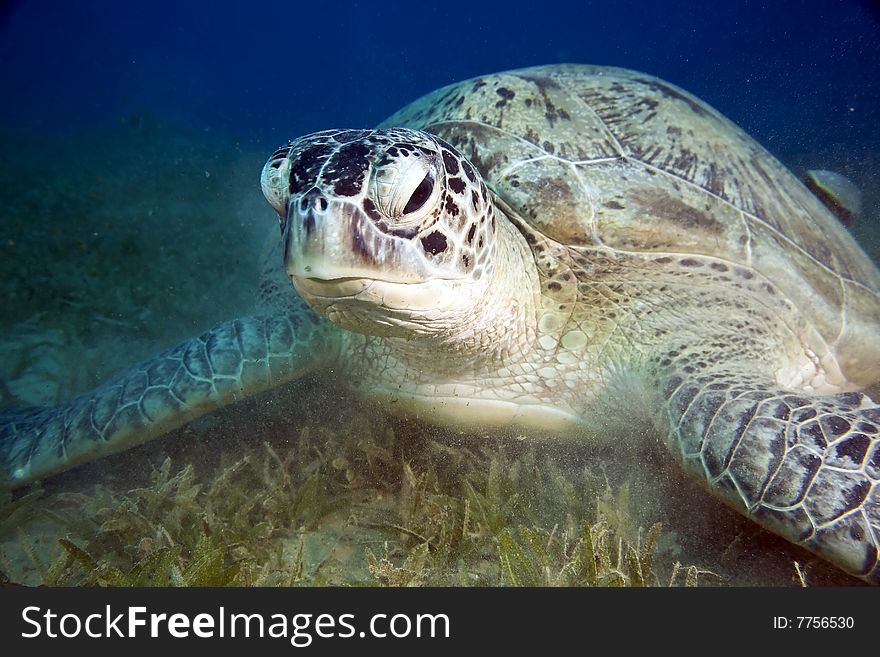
[{"left": 0, "top": 0, "right": 878, "bottom": 586}]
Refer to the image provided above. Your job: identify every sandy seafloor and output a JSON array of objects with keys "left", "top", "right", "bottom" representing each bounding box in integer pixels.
[{"left": 0, "top": 116, "right": 877, "bottom": 587}]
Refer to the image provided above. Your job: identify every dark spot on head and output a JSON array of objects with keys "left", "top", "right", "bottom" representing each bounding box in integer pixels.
[
  {"left": 462, "top": 253, "right": 470, "bottom": 268},
  {"left": 444, "top": 194, "right": 459, "bottom": 216},
  {"left": 442, "top": 150, "right": 460, "bottom": 175},
  {"left": 466, "top": 224, "right": 476, "bottom": 244},
  {"left": 735, "top": 268, "right": 754, "bottom": 280},
  {"left": 603, "top": 200, "right": 624, "bottom": 210},
  {"left": 448, "top": 176, "right": 466, "bottom": 194},
  {"left": 289, "top": 142, "right": 335, "bottom": 194},
  {"left": 709, "top": 262, "right": 729, "bottom": 272},
  {"left": 654, "top": 256, "right": 672, "bottom": 264},
  {"left": 471, "top": 190, "right": 479, "bottom": 208},
  {"left": 328, "top": 141, "right": 372, "bottom": 197},
  {"left": 421, "top": 231, "right": 447, "bottom": 255},
  {"left": 680, "top": 258, "right": 703, "bottom": 267},
  {"left": 547, "top": 281, "right": 562, "bottom": 292},
  {"left": 461, "top": 159, "right": 477, "bottom": 183},
  {"left": 496, "top": 87, "right": 515, "bottom": 100}
]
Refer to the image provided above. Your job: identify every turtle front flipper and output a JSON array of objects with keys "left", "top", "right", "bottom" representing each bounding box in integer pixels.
[
  {"left": 658, "top": 362, "right": 880, "bottom": 582},
  {"left": 0, "top": 310, "right": 340, "bottom": 488}
]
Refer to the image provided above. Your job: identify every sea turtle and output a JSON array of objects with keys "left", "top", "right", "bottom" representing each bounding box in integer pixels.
[{"left": 2, "top": 64, "right": 879, "bottom": 583}]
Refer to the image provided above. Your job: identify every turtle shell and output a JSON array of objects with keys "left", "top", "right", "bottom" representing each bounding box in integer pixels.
[{"left": 381, "top": 64, "right": 880, "bottom": 385}]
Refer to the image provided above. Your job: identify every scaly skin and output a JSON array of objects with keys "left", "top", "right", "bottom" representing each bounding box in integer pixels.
[
  {"left": 1, "top": 308, "right": 340, "bottom": 485},
  {"left": 661, "top": 361, "right": 880, "bottom": 581}
]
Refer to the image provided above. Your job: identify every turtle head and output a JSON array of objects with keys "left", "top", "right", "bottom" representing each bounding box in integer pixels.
[{"left": 261, "top": 128, "right": 507, "bottom": 339}]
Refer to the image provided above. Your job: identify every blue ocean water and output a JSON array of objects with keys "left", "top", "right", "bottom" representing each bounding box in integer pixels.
[{"left": 1, "top": 0, "right": 878, "bottom": 155}]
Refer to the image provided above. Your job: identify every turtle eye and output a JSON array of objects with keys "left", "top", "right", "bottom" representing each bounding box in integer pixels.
[
  {"left": 403, "top": 172, "right": 434, "bottom": 214},
  {"left": 370, "top": 148, "right": 440, "bottom": 220}
]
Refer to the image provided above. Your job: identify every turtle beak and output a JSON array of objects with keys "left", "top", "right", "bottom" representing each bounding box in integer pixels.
[
  {"left": 283, "top": 189, "right": 327, "bottom": 279},
  {"left": 284, "top": 189, "right": 376, "bottom": 281}
]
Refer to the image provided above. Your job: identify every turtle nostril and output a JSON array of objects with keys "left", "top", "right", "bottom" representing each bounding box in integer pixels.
[{"left": 300, "top": 189, "right": 329, "bottom": 214}]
